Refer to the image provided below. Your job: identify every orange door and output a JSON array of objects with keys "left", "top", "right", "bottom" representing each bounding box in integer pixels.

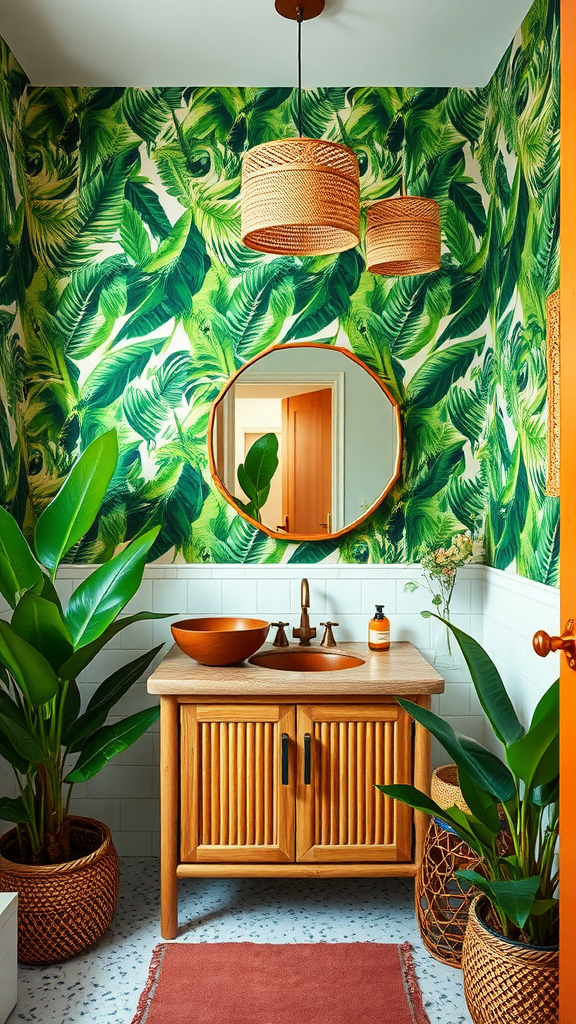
[
  {"left": 282, "top": 388, "right": 332, "bottom": 534},
  {"left": 560, "top": 2, "right": 576, "bottom": 1018}
]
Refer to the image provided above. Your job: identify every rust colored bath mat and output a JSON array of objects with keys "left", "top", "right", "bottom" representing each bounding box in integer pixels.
[{"left": 131, "top": 942, "right": 431, "bottom": 1024}]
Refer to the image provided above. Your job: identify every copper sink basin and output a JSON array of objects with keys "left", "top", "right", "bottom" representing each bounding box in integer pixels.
[
  {"left": 248, "top": 648, "right": 365, "bottom": 672},
  {"left": 171, "top": 617, "right": 270, "bottom": 666}
]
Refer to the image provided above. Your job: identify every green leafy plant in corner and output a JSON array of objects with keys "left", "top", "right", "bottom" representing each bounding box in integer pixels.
[
  {"left": 378, "top": 613, "right": 558, "bottom": 947},
  {"left": 234, "top": 432, "right": 279, "bottom": 523},
  {"left": 0, "top": 429, "right": 169, "bottom": 864}
]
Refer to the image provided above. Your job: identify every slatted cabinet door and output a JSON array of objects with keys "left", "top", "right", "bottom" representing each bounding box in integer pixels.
[
  {"left": 180, "top": 704, "right": 295, "bottom": 862},
  {"left": 296, "top": 704, "right": 413, "bottom": 863}
]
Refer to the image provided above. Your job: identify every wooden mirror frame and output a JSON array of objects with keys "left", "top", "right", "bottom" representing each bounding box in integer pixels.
[{"left": 207, "top": 342, "right": 402, "bottom": 543}]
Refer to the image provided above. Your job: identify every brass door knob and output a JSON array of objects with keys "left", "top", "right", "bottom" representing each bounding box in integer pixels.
[{"left": 533, "top": 619, "right": 576, "bottom": 669}]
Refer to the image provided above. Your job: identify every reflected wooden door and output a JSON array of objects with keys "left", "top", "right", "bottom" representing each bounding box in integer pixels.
[
  {"left": 180, "top": 704, "right": 295, "bottom": 862},
  {"left": 282, "top": 388, "right": 332, "bottom": 534},
  {"left": 295, "top": 704, "right": 413, "bottom": 863}
]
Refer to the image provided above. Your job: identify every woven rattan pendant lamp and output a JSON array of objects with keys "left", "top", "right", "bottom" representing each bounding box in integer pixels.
[
  {"left": 241, "top": 0, "right": 360, "bottom": 256},
  {"left": 366, "top": 179, "right": 441, "bottom": 277}
]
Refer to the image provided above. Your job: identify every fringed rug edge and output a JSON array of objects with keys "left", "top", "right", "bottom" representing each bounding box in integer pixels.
[
  {"left": 399, "top": 942, "right": 433, "bottom": 1024},
  {"left": 130, "top": 942, "right": 168, "bottom": 1024}
]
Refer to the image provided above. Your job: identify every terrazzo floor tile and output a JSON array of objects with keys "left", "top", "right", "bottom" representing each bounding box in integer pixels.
[{"left": 9, "top": 858, "right": 473, "bottom": 1024}]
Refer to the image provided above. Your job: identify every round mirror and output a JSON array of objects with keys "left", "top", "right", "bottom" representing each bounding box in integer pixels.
[{"left": 208, "top": 343, "right": 401, "bottom": 541}]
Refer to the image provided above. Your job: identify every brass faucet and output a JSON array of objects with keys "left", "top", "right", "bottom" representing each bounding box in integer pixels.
[{"left": 293, "top": 578, "right": 317, "bottom": 646}]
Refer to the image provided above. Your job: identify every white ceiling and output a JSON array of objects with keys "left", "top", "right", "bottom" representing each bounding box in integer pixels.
[{"left": 0, "top": 0, "right": 534, "bottom": 88}]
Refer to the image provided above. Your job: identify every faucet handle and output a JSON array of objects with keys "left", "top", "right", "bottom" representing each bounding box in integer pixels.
[
  {"left": 319, "top": 621, "right": 339, "bottom": 648},
  {"left": 271, "top": 622, "right": 290, "bottom": 647}
]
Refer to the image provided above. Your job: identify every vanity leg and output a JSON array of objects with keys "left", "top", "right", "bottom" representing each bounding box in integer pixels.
[
  {"left": 160, "top": 696, "right": 179, "bottom": 939},
  {"left": 413, "top": 695, "right": 431, "bottom": 870}
]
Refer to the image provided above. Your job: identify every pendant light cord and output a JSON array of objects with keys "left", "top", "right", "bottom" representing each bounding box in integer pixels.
[{"left": 297, "top": 7, "right": 303, "bottom": 137}]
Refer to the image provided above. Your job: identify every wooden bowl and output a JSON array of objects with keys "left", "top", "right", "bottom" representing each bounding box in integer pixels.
[{"left": 171, "top": 617, "right": 270, "bottom": 666}]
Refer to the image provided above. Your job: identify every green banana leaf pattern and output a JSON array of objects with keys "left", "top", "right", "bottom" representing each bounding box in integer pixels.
[{"left": 0, "top": 0, "right": 559, "bottom": 580}]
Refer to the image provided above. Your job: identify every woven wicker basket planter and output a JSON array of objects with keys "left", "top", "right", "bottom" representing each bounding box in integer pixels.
[
  {"left": 366, "top": 196, "right": 440, "bottom": 276},
  {"left": 416, "top": 766, "right": 478, "bottom": 967},
  {"left": 430, "top": 763, "right": 471, "bottom": 814},
  {"left": 0, "top": 816, "right": 119, "bottom": 965},
  {"left": 416, "top": 817, "right": 483, "bottom": 968},
  {"left": 241, "top": 137, "right": 360, "bottom": 255},
  {"left": 462, "top": 896, "right": 559, "bottom": 1024}
]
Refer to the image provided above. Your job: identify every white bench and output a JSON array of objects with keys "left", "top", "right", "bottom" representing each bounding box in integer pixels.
[{"left": 0, "top": 893, "right": 17, "bottom": 1024}]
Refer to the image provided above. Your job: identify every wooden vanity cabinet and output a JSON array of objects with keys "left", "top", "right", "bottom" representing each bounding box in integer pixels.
[
  {"left": 149, "top": 641, "right": 444, "bottom": 938},
  {"left": 179, "top": 700, "right": 413, "bottom": 868}
]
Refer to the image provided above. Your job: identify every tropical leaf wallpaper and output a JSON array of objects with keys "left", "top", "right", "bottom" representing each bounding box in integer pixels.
[{"left": 0, "top": 0, "right": 559, "bottom": 580}]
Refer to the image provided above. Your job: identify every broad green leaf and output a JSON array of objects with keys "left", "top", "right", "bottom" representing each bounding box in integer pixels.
[
  {"left": 287, "top": 539, "right": 339, "bottom": 564},
  {"left": 65, "top": 706, "right": 160, "bottom": 782},
  {"left": 377, "top": 783, "right": 484, "bottom": 856},
  {"left": 64, "top": 645, "right": 163, "bottom": 750},
  {"left": 0, "top": 691, "right": 45, "bottom": 762},
  {"left": 422, "top": 614, "right": 524, "bottom": 745},
  {"left": 62, "top": 679, "right": 81, "bottom": 735},
  {"left": 34, "top": 429, "right": 119, "bottom": 573},
  {"left": 242, "top": 433, "right": 279, "bottom": 506},
  {"left": 11, "top": 592, "right": 74, "bottom": 672},
  {"left": 81, "top": 336, "right": 168, "bottom": 408},
  {"left": 0, "top": 620, "right": 59, "bottom": 708},
  {"left": 0, "top": 796, "right": 29, "bottom": 823},
  {"left": 530, "top": 899, "right": 559, "bottom": 917},
  {"left": 456, "top": 871, "right": 541, "bottom": 930},
  {"left": 506, "top": 681, "right": 559, "bottom": 792},
  {"left": 59, "top": 611, "right": 169, "bottom": 679},
  {"left": 405, "top": 337, "right": 484, "bottom": 409},
  {"left": 120, "top": 200, "right": 152, "bottom": 265},
  {"left": 65, "top": 527, "right": 160, "bottom": 647},
  {"left": 125, "top": 177, "right": 172, "bottom": 241},
  {"left": 396, "top": 697, "right": 516, "bottom": 802},
  {"left": 143, "top": 209, "right": 192, "bottom": 273},
  {"left": 0, "top": 731, "right": 29, "bottom": 774},
  {"left": 457, "top": 767, "right": 500, "bottom": 831},
  {"left": 237, "top": 463, "right": 258, "bottom": 505},
  {"left": 0, "top": 507, "right": 42, "bottom": 608}
]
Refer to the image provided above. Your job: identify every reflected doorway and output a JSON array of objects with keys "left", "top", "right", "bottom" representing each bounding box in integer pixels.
[{"left": 218, "top": 373, "right": 342, "bottom": 534}]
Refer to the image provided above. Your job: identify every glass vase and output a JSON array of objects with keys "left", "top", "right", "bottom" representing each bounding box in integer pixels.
[{"left": 433, "top": 605, "right": 461, "bottom": 671}]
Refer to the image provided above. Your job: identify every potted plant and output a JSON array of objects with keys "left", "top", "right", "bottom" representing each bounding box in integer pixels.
[
  {"left": 0, "top": 429, "right": 167, "bottom": 964},
  {"left": 379, "top": 613, "right": 559, "bottom": 1024}
]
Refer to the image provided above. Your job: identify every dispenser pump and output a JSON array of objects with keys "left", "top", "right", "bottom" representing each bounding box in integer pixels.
[{"left": 368, "top": 604, "right": 390, "bottom": 651}]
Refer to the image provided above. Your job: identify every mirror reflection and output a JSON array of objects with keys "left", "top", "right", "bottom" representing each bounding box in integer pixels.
[{"left": 210, "top": 344, "right": 401, "bottom": 540}]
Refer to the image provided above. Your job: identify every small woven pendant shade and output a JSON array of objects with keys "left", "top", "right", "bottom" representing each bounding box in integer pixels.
[
  {"left": 241, "top": 137, "right": 360, "bottom": 256},
  {"left": 366, "top": 195, "right": 441, "bottom": 276}
]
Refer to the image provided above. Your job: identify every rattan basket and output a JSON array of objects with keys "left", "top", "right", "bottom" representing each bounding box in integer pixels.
[
  {"left": 416, "top": 818, "right": 483, "bottom": 967},
  {"left": 366, "top": 196, "right": 440, "bottom": 276},
  {"left": 241, "top": 137, "right": 360, "bottom": 255},
  {"left": 462, "top": 896, "right": 559, "bottom": 1024},
  {"left": 431, "top": 763, "right": 471, "bottom": 814},
  {"left": 0, "top": 816, "right": 119, "bottom": 964}
]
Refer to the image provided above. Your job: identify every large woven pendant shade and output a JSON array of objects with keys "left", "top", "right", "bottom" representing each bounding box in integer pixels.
[
  {"left": 241, "top": 137, "right": 360, "bottom": 256},
  {"left": 366, "top": 196, "right": 441, "bottom": 276}
]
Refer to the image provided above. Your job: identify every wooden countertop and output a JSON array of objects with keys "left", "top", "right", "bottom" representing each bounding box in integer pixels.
[{"left": 147, "top": 641, "right": 444, "bottom": 696}]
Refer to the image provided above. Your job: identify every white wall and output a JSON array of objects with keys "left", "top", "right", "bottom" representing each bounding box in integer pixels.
[
  {"left": 481, "top": 567, "right": 560, "bottom": 750},
  {"left": 0, "top": 564, "right": 559, "bottom": 855}
]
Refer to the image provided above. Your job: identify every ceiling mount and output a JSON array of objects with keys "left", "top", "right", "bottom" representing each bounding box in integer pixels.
[{"left": 274, "top": 0, "right": 325, "bottom": 21}]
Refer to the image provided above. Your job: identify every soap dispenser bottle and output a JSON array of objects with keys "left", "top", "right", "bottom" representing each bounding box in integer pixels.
[{"left": 368, "top": 605, "right": 390, "bottom": 651}]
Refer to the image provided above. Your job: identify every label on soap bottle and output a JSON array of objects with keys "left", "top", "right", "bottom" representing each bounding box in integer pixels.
[{"left": 369, "top": 629, "right": 390, "bottom": 645}]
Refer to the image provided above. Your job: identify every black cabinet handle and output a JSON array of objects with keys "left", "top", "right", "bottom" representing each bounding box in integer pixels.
[
  {"left": 304, "top": 733, "right": 311, "bottom": 785},
  {"left": 281, "top": 733, "right": 289, "bottom": 785}
]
